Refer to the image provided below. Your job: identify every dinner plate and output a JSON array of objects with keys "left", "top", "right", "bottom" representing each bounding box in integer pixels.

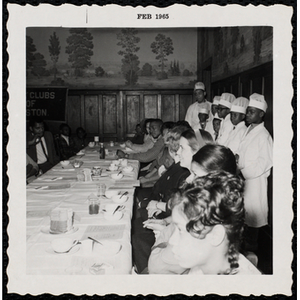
[
  {"left": 92, "top": 241, "right": 122, "bottom": 256},
  {"left": 45, "top": 244, "right": 80, "bottom": 255},
  {"left": 40, "top": 226, "right": 79, "bottom": 235}
]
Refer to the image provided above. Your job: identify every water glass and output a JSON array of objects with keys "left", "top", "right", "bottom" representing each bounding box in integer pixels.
[{"left": 97, "top": 183, "right": 106, "bottom": 198}]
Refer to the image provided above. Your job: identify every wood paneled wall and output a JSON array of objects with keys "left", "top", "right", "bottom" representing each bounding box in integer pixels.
[{"left": 66, "top": 90, "right": 193, "bottom": 141}]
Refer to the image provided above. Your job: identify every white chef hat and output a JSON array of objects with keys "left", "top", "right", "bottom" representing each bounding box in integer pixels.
[
  {"left": 198, "top": 102, "right": 210, "bottom": 115},
  {"left": 249, "top": 93, "right": 268, "bottom": 112},
  {"left": 219, "top": 93, "right": 236, "bottom": 109},
  {"left": 194, "top": 82, "right": 205, "bottom": 91},
  {"left": 212, "top": 96, "right": 221, "bottom": 105},
  {"left": 213, "top": 113, "right": 222, "bottom": 121},
  {"left": 231, "top": 97, "right": 249, "bottom": 114}
]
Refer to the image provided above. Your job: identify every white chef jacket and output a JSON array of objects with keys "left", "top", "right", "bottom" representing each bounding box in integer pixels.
[
  {"left": 224, "top": 121, "right": 247, "bottom": 154},
  {"left": 216, "top": 114, "right": 234, "bottom": 146},
  {"left": 185, "top": 101, "right": 212, "bottom": 129},
  {"left": 237, "top": 122, "right": 273, "bottom": 228}
]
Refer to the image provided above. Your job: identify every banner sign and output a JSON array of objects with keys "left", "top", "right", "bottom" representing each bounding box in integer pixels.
[{"left": 26, "top": 87, "right": 68, "bottom": 121}]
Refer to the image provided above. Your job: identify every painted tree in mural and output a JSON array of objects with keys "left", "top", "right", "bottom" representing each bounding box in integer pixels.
[
  {"left": 65, "top": 28, "right": 94, "bottom": 77},
  {"left": 117, "top": 28, "right": 140, "bottom": 86},
  {"left": 252, "top": 27, "right": 262, "bottom": 63},
  {"left": 26, "top": 35, "right": 48, "bottom": 77},
  {"left": 31, "top": 53, "right": 48, "bottom": 78},
  {"left": 151, "top": 34, "right": 174, "bottom": 80},
  {"left": 26, "top": 35, "right": 37, "bottom": 74},
  {"left": 141, "top": 63, "right": 152, "bottom": 76},
  {"left": 48, "top": 32, "right": 61, "bottom": 81},
  {"left": 231, "top": 27, "right": 240, "bottom": 57}
]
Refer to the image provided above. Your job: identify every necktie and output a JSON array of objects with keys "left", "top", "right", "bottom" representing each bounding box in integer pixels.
[{"left": 40, "top": 140, "right": 48, "bottom": 161}]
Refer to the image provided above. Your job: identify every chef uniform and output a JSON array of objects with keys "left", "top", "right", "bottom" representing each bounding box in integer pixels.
[
  {"left": 185, "top": 82, "right": 212, "bottom": 129},
  {"left": 216, "top": 93, "right": 236, "bottom": 145},
  {"left": 224, "top": 97, "right": 249, "bottom": 154},
  {"left": 237, "top": 93, "right": 273, "bottom": 250}
]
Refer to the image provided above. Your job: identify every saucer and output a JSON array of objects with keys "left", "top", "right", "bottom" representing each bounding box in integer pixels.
[{"left": 41, "top": 226, "right": 79, "bottom": 235}]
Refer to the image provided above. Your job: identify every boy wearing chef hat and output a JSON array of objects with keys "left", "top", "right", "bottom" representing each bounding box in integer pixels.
[
  {"left": 185, "top": 82, "right": 212, "bottom": 129},
  {"left": 212, "top": 113, "right": 222, "bottom": 141},
  {"left": 236, "top": 93, "right": 273, "bottom": 254},
  {"left": 224, "top": 97, "right": 249, "bottom": 153},
  {"left": 216, "top": 92, "right": 236, "bottom": 145},
  {"left": 192, "top": 102, "right": 214, "bottom": 146},
  {"left": 211, "top": 95, "right": 221, "bottom": 116}
]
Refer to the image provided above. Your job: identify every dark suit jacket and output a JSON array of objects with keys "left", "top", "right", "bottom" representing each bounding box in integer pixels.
[
  {"left": 139, "top": 162, "right": 190, "bottom": 218},
  {"left": 58, "top": 136, "right": 77, "bottom": 160},
  {"left": 27, "top": 131, "right": 60, "bottom": 166}
]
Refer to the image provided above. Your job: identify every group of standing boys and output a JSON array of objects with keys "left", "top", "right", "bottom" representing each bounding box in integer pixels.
[{"left": 185, "top": 82, "right": 273, "bottom": 253}]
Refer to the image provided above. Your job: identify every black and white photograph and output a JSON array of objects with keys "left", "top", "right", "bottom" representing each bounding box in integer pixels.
[{"left": 5, "top": 3, "right": 294, "bottom": 297}]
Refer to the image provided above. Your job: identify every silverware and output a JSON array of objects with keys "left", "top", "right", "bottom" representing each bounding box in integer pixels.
[
  {"left": 113, "top": 205, "right": 121, "bottom": 215},
  {"left": 88, "top": 236, "right": 103, "bottom": 245},
  {"left": 119, "top": 191, "right": 128, "bottom": 198}
]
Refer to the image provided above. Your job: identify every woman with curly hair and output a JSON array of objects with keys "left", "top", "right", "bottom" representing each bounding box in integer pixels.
[{"left": 168, "top": 171, "right": 260, "bottom": 274}]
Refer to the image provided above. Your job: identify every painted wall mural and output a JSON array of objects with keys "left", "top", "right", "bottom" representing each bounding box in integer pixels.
[
  {"left": 26, "top": 27, "right": 197, "bottom": 89},
  {"left": 197, "top": 27, "right": 273, "bottom": 82}
]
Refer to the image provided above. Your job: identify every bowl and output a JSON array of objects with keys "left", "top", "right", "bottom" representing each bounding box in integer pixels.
[
  {"left": 105, "top": 190, "right": 119, "bottom": 198},
  {"left": 60, "top": 160, "right": 70, "bottom": 167},
  {"left": 88, "top": 142, "right": 95, "bottom": 148},
  {"left": 72, "top": 160, "right": 83, "bottom": 168},
  {"left": 111, "top": 173, "right": 123, "bottom": 180},
  {"left": 122, "top": 165, "right": 133, "bottom": 173},
  {"left": 120, "top": 143, "right": 126, "bottom": 148},
  {"left": 51, "top": 238, "right": 74, "bottom": 253},
  {"left": 104, "top": 210, "right": 123, "bottom": 221},
  {"left": 112, "top": 194, "right": 128, "bottom": 204}
]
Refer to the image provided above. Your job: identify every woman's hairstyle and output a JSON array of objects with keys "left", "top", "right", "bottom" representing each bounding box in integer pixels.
[
  {"left": 170, "top": 171, "right": 245, "bottom": 274},
  {"left": 167, "top": 124, "right": 191, "bottom": 152},
  {"left": 161, "top": 121, "right": 176, "bottom": 133},
  {"left": 192, "top": 144, "right": 237, "bottom": 175},
  {"left": 180, "top": 129, "right": 200, "bottom": 153}
]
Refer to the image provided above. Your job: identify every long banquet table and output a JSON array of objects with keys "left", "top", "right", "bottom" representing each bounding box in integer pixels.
[{"left": 26, "top": 143, "right": 140, "bottom": 275}]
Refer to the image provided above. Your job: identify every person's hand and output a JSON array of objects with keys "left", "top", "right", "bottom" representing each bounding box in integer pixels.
[
  {"left": 235, "top": 154, "right": 239, "bottom": 164},
  {"left": 143, "top": 219, "right": 167, "bottom": 232},
  {"left": 28, "top": 135, "right": 41, "bottom": 146},
  {"left": 117, "top": 150, "right": 126, "bottom": 158},
  {"left": 125, "top": 140, "right": 132, "bottom": 148},
  {"left": 147, "top": 200, "right": 158, "bottom": 210},
  {"left": 147, "top": 207, "right": 162, "bottom": 218}
]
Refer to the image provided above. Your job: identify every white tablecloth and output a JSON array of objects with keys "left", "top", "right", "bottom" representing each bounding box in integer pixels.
[{"left": 26, "top": 146, "right": 140, "bottom": 275}]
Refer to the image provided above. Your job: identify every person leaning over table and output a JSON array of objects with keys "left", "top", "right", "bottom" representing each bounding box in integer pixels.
[
  {"left": 131, "top": 127, "right": 199, "bottom": 274},
  {"left": 117, "top": 119, "right": 164, "bottom": 164},
  {"left": 124, "top": 118, "right": 155, "bottom": 153},
  {"left": 167, "top": 171, "right": 260, "bottom": 275},
  {"left": 146, "top": 144, "right": 239, "bottom": 274},
  {"left": 27, "top": 116, "right": 60, "bottom": 174}
]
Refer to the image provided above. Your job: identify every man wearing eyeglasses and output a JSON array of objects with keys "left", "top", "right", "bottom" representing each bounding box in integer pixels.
[{"left": 216, "top": 93, "right": 236, "bottom": 145}]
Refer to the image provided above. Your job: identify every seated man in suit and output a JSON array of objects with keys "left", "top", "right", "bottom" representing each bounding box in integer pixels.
[
  {"left": 27, "top": 117, "right": 60, "bottom": 173},
  {"left": 58, "top": 123, "right": 77, "bottom": 160}
]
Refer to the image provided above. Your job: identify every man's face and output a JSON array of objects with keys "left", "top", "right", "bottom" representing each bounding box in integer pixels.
[
  {"left": 61, "top": 126, "right": 70, "bottom": 136},
  {"left": 136, "top": 125, "right": 142, "bottom": 134},
  {"left": 217, "top": 105, "right": 230, "bottom": 119},
  {"left": 194, "top": 89, "right": 205, "bottom": 103},
  {"left": 245, "top": 107, "right": 264, "bottom": 125},
  {"left": 211, "top": 104, "right": 218, "bottom": 116},
  {"left": 213, "top": 119, "right": 221, "bottom": 133},
  {"left": 149, "top": 122, "right": 161, "bottom": 139},
  {"left": 31, "top": 122, "right": 45, "bottom": 137},
  {"left": 77, "top": 129, "right": 85, "bottom": 139},
  {"left": 230, "top": 112, "right": 245, "bottom": 126}
]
